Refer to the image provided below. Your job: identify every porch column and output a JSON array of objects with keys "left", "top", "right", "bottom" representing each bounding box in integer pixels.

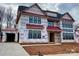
[
  {"left": 2, "top": 32, "right": 6, "bottom": 42},
  {"left": 15, "top": 32, "right": 18, "bottom": 42}
]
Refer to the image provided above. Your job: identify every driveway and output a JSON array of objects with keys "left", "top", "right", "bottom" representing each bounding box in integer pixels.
[{"left": 0, "top": 43, "right": 29, "bottom": 56}]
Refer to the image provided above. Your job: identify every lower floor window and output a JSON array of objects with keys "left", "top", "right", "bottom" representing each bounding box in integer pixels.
[
  {"left": 28, "top": 30, "right": 41, "bottom": 39},
  {"left": 63, "top": 33, "right": 74, "bottom": 40}
]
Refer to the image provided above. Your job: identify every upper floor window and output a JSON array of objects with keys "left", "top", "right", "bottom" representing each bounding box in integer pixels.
[
  {"left": 29, "top": 16, "right": 41, "bottom": 24},
  {"left": 48, "top": 21, "right": 54, "bottom": 26},
  {"left": 62, "top": 22, "right": 73, "bottom": 28}
]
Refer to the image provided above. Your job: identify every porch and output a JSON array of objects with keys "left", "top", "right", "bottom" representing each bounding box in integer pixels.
[{"left": 47, "top": 26, "right": 62, "bottom": 43}]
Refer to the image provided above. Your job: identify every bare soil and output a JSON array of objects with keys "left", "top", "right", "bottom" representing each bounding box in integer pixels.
[{"left": 21, "top": 43, "right": 79, "bottom": 55}]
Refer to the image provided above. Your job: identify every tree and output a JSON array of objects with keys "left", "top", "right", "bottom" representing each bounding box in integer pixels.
[
  {"left": 0, "top": 6, "right": 5, "bottom": 41},
  {"left": 6, "top": 7, "right": 14, "bottom": 28}
]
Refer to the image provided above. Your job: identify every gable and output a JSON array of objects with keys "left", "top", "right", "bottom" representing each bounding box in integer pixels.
[
  {"left": 62, "top": 14, "right": 72, "bottom": 19},
  {"left": 24, "top": 5, "right": 44, "bottom": 15}
]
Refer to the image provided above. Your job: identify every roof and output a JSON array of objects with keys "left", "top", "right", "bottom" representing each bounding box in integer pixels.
[
  {"left": 16, "top": 3, "right": 75, "bottom": 24},
  {"left": 18, "top": 3, "right": 46, "bottom": 15},
  {"left": 60, "top": 12, "right": 75, "bottom": 21},
  {"left": 43, "top": 10, "right": 59, "bottom": 14},
  {"left": 18, "top": 6, "right": 29, "bottom": 11},
  {"left": 43, "top": 10, "right": 63, "bottom": 19},
  {"left": 2, "top": 28, "right": 18, "bottom": 31},
  {"left": 47, "top": 26, "right": 62, "bottom": 32}
]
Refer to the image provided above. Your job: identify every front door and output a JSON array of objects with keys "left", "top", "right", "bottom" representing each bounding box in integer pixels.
[{"left": 50, "top": 33, "right": 54, "bottom": 42}]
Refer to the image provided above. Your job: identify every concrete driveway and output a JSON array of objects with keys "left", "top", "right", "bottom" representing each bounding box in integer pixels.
[{"left": 0, "top": 43, "right": 29, "bottom": 56}]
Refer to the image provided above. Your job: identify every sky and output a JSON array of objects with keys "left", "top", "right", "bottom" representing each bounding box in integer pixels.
[{"left": 0, "top": 3, "right": 79, "bottom": 25}]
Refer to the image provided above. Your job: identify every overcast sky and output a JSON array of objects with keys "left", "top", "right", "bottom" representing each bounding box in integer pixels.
[{"left": 0, "top": 3, "right": 79, "bottom": 24}]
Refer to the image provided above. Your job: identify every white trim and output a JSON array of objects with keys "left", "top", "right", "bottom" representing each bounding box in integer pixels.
[
  {"left": 61, "top": 40, "right": 75, "bottom": 42},
  {"left": 60, "top": 21, "right": 63, "bottom": 42}
]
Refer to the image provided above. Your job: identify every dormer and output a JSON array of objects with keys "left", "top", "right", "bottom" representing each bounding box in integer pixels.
[{"left": 44, "top": 11, "right": 58, "bottom": 18}]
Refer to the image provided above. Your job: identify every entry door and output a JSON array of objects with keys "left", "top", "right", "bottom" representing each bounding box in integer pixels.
[{"left": 50, "top": 33, "right": 54, "bottom": 42}]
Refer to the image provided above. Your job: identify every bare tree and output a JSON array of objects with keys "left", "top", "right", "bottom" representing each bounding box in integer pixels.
[
  {"left": 6, "top": 7, "right": 14, "bottom": 28},
  {"left": 0, "top": 6, "right": 5, "bottom": 41}
]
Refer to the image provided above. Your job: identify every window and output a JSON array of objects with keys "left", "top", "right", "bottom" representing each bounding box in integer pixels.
[
  {"left": 63, "top": 29, "right": 73, "bottom": 32},
  {"left": 34, "top": 17, "right": 37, "bottom": 23},
  {"left": 62, "top": 22, "right": 73, "bottom": 28},
  {"left": 28, "top": 30, "right": 32, "bottom": 39},
  {"left": 48, "top": 21, "right": 54, "bottom": 26},
  {"left": 28, "top": 30, "right": 41, "bottom": 39},
  {"left": 29, "top": 16, "right": 41, "bottom": 24},
  {"left": 38, "top": 17, "right": 41, "bottom": 24},
  {"left": 29, "top": 16, "right": 33, "bottom": 23},
  {"left": 63, "top": 33, "right": 74, "bottom": 40}
]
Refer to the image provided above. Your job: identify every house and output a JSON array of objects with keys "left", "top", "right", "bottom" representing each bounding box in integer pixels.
[{"left": 1, "top": 4, "right": 75, "bottom": 43}]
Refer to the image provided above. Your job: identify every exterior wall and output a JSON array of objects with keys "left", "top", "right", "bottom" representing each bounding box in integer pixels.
[
  {"left": 74, "top": 27, "right": 79, "bottom": 43},
  {"left": 18, "top": 14, "right": 75, "bottom": 43},
  {"left": 18, "top": 14, "right": 49, "bottom": 43}
]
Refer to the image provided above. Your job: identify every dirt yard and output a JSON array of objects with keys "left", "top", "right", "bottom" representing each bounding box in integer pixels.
[{"left": 21, "top": 43, "right": 79, "bottom": 55}]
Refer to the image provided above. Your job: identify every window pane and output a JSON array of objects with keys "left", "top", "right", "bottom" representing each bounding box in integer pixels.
[
  {"left": 29, "top": 16, "right": 33, "bottom": 23},
  {"left": 63, "top": 33, "right": 74, "bottom": 40},
  {"left": 28, "top": 30, "right": 32, "bottom": 39},
  {"left": 48, "top": 21, "right": 54, "bottom": 26},
  {"left": 63, "top": 29, "right": 73, "bottom": 32},
  {"left": 38, "top": 31, "right": 41, "bottom": 38},
  {"left": 38, "top": 17, "right": 41, "bottom": 24},
  {"left": 34, "top": 17, "right": 37, "bottom": 23},
  {"left": 62, "top": 22, "right": 73, "bottom": 28},
  {"left": 33, "top": 30, "right": 37, "bottom": 39}
]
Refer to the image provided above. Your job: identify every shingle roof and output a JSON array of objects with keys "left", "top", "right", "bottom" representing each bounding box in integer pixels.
[
  {"left": 17, "top": 4, "right": 64, "bottom": 19},
  {"left": 18, "top": 6, "right": 29, "bottom": 11},
  {"left": 16, "top": 3, "right": 74, "bottom": 24},
  {"left": 43, "top": 10, "right": 63, "bottom": 19},
  {"left": 47, "top": 26, "right": 62, "bottom": 32}
]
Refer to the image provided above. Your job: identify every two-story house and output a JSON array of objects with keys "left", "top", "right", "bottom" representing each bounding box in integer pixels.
[
  {"left": 1, "top": 4, "right": 75, "bottom": 44},
  {"left": 15, "top": 4, "right": 75, "bottom": 43}
]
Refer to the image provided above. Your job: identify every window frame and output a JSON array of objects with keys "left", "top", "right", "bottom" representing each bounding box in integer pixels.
[
  {"left": 63, "top": 33, "right": 74, "bottom": 40},
  {"left": 29, "top": 16, "right": 41, "bottom": 24},
  {"left": 28, "top": 30, "right": 41, "bottom": 39}
]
